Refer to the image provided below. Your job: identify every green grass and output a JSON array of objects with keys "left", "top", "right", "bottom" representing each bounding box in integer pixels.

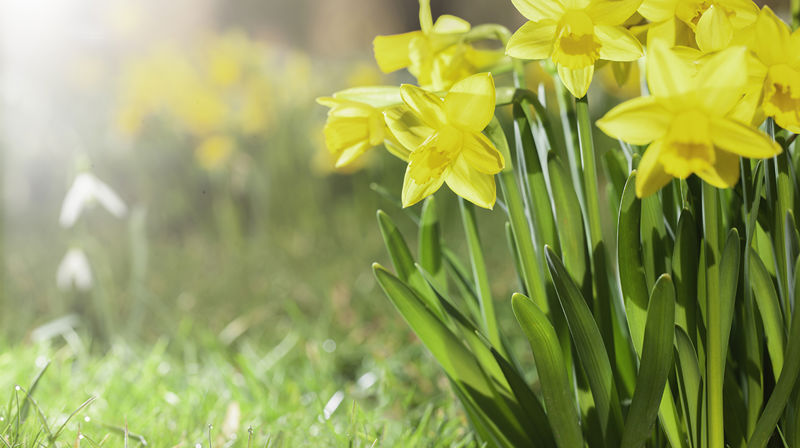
[{"left": 0, "top": 326, "right": 474, "bottom": 446}]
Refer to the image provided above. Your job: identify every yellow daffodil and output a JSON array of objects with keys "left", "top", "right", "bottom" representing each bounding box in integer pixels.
[
  {"left": 383, "top": 73, "right": 504, "bottom": 209},
  {"left": 743, "top": 7, "right": 800, "bottom": 133},
  {"left": 373, "top": 0, "right": 502, "bottom": 91},
  {"left": 195, "top": 135, "right": 235, "bottom": 170},
  {"left": 640, "top": 0, "right": 757, "bottom": 48},
  {"left": 505, "top": 0, "right": 644, "bottom": 98},
  {"left": 317, "top": 97, "right": 408, "bottom": 168},
  {"left": 596, "top": 43, "right": 780, "bottom": 197}
]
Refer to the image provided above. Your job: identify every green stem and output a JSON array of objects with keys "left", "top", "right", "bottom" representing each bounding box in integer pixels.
[
  {"left": 702, "top": 181, "right": 724, "bottom": 448},
  {"left": 576, "top": 95, "right": 603, "bottom": 249},
  {"left": 459, "top": 199, "right": 503, "bottom": 352},
  {"left": 499, "top": 170, "right": 548, "bottom": 313},
  {"left": 793, "top": 0, "right": 799, "bottom": 30}
]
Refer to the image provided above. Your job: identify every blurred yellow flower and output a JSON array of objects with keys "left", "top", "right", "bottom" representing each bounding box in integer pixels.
[
  {"left": 384, "top": 73, "right": 504, "bottom": 208},
  {"left": 743, "top": 7, "right": 800, "bottom": 133},
  {"left": 373, "top": 0, "right": 503, "bottom": 91},
  {"left": 195, "top": 135, "right": 236, "bottom": 170},
  {"left": 506, "top": 0, "right": 644, "bottom": 98},
  {"left": 596, "top": 43, "right": 780, "bottom": 197}
]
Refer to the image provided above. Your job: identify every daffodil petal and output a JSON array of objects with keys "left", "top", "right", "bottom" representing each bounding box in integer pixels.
[
  {"left": 373, "top": 32, "right": 421, "bottom": 73},
  {"left": 588, "top": 0, "right": 643, "bottom": 25},
  {"left": 596, "top": 96, "right": 670, "bottom": 145},
  {"left": 383, "top": 105, "right": 436, "bottom": 151},
  {"left": 444, "top": 73, "right": 496, "bottom": 132},
  {"left": 752, "top": 7, "right": 791, "bottom": 66},
  {"left": 558, "top": 64, "right": 595, "bottom": 98},
  {"left": 432, "top": 15, "right": 471, "bottom": 34},
  {"left": 638, "top": 0, "right": 678, "bottom": 22},
  {"left": 696, "top": 149, "right": 740, "bottom": 189},
  {"left": 510, "top": 0, "right": 565, "bottom": 21},
  {"left": 400, "top": 84, "right": 447, "bottom": 128},
  {"left": 694, "top": 46, "right": 748, "bottom": 114},
  {"left": 789, "top": 30, "right": 800, "bottom": 66},
  {"left": 695, "top": 6, "right": 734, "bottom": 53},
  {"left": 725, "top": 0, "right": 759, "bottom": 28},
  {"left": 635, "top": 140, "right": 672, "bottom": 197},
  {"left": 335, "top": 141, "right": 371, "bottom": 168},
  {"left": 646, "top": 41, "right": 694, "bottom": 96},
  {"left": 596, "top": 25, "right": 644, "bottom": 62},
  {"left": 709, "top": 116, "right": 782, "bottom": 158},
  {"left": 402, "top": 134, "right": 449, "bottom": 207},
  {"left": 506, "top": 20, "right": 557, "bottom": 60},
  {"left": 461, "top": 132, "right": 504, "bottom": 174},
  {"left": 445, "top": 155, "right": 497, "bottom": 209}
]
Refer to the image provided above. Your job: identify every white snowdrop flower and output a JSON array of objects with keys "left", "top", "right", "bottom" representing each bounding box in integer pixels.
[
  {"left": 56, "top": 248, "right": 93, "bottom": 292},
  {"left": 59, "top": 172, "right": 127, "bottom": 228}
]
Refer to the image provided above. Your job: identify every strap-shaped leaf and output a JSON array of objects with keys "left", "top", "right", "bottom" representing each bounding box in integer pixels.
[
  {"left": 750, "top": 248, "right": 785, "bottom": 377},
  {"left": 673, "top": 209, "right": 699, "bottom": 342},
  {"left": 545, "top": 246, "right": 623, "bottom": 446},
  {"left": 748, "top": 260, "right": 800, "bottom": 447},
  {"left": 419, "top": 197, "right": 446, "bottom": 292},
  {"left": 512, "top": 293, "right": 584, "bottom": 448},
  {"left": 617, "top": 171, "right": 649, "bottom": 354},
  {"left": 675, "top": 327, "right": 702, "bottom": 448},
  {"left": 621, "top": 274, "right": 676, "bottom": 448}
]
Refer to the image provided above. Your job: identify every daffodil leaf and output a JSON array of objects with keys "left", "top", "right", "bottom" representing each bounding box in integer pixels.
[
  {"left": 617, "top": 171, "right": 649, "bottom": 354},
  {"left": 641, "top": 189, "right": 670, "bottom": 291},
  {"left": 672, "top": 209, "right": 699, "bottom": 343},
  {"left": 332, "top": 86, "right": 402, "bottom": 108},
  {"left": 749, "top": 260, "right": 800, "bottom": 448},
  {"left": 548, "top": 153, "right": 589, "bottom": 296},
  {"left": 674, "top": 327, "right": 702, "bottom": 448},
  {"left": 512, "top": 293, "right": 584, "bottom": 448},
  {"left": 718, "top": 228, "right": 741, "bottom": 366},
  {"left": 620, "top": 274, "right": 675, "bottom": 448},
  {"left": 419, "top": 197, "right": 446, "bottom": 293},
  {"left": 750, "top": 247, "right": 785, "bottom": 377},
  {"left": 484, "top": 116, "right": 513, "bottom": 172},
  {"left": 376, "top": 210, "right": 442, "bottom": 318},
  {"left": 545, "top": 246, "right": 623, "bottom": 446}
]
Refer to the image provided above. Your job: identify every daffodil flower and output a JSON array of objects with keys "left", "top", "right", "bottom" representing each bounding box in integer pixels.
[
  {"left": 596, "top": 43, "right": 781, "bottom": 197},
  {"left": 373, "top": 0, "right": 502, "bottom": 91},
  {"left": 505, "top": 0, "right": 644, "bottom": 98},
  {"left": 640, "top": 0, "right": 757, "bottom": 48},
  {"left": 383, "top": 73, "right": 504, "bottom": 209},
  {"left": 316, "top": 97, "right": 408, "bottom": 168},
  {"left": 744, "top": 7, "right": 800, "bottom": 133}
]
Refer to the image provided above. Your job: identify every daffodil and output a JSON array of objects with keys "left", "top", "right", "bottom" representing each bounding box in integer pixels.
[
  {"left": 505, "top": 0, "right": 644, "bottom": 98},
  {"left": 640, "top": 0, "right": 757, "bottom": 48},
  {"left": 317, "top": 97, "right": 408, "bottom": 168},
  {"left": 373, "top": 0, "right": 502, "bottom": 91},
  {"left": 195, "top": 135, "right": 236, "bottom": 170},
  {"left": 596, "top": 43, "right": 781, "bottom": 197},
  {"left": 383, "top": 73, "right": 504, "bottom": 208},
  {"left": 743, "top": 7, "right": 800, "bottom": 133}
]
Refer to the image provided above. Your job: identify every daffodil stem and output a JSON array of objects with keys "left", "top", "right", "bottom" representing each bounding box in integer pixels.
[
  {"left": 576, "top": 95, "right": 603, "bottom": 249},
  {"left": 702, "top": 181, "right": 724, "bottom": 448},
  {"left": 459, "top": 199, "right": 503, "bottom": 352}
]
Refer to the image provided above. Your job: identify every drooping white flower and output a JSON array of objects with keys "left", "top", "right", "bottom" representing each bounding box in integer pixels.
[
  {"left": 56, "top": 248, "right": 93, "bottom": 292},
  {"left": 59, "top": 173, "right": 127, "bottom": 228}
]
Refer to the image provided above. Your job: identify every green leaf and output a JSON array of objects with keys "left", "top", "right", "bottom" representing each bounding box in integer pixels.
[
  {"left": 621, "top": 274, "right": 676, "bottom": 448},
  {"left": 512, "top": 293, "right": 584, "bottom": 448},
  {"left": 617, "top": 171, "right": 649, "bottom": 354},
  {"left": 545, "top": 246, "right": 623, "bottom": 446},
  {"left": 675, "top": 327, "right": 702, "bottom": 448},
  {"left": 377, "top": 210, "right": 442, "bottom": 318},
  {"left": 547, "top": 153, "right": 589, "bottom": 296},
  {"left": 719, "top": 229, "right": 741, "bottom": 362},
  {"left": 748, "top": 260, "right": 800, "bottom": 448},
  {"left": 673, "top": 209, "right": 699, "bottom": 342},
  {"left": 641, "top": 190, "right": 670, "bottom": 291},
  {"left": 750, "top": 248, "right": 785, "bottom": 377},
  {"left": 419, "top": 197, "right": 446, "bottom": 292}
]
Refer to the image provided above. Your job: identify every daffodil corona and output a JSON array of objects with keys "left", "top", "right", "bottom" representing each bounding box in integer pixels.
[
  {"left": 596, "top": 43, "right": 781, "bottom": 197},
  {"left": 506, "top": 0, "right": 644, "bottom": 97},
  {"left": 384, "top": 73, "right": 505, "bottom": 209}
]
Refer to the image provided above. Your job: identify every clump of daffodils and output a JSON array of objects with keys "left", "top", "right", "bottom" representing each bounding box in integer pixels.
[{"left": 320, "top": 0, "right": 800, "bottom": 446}]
